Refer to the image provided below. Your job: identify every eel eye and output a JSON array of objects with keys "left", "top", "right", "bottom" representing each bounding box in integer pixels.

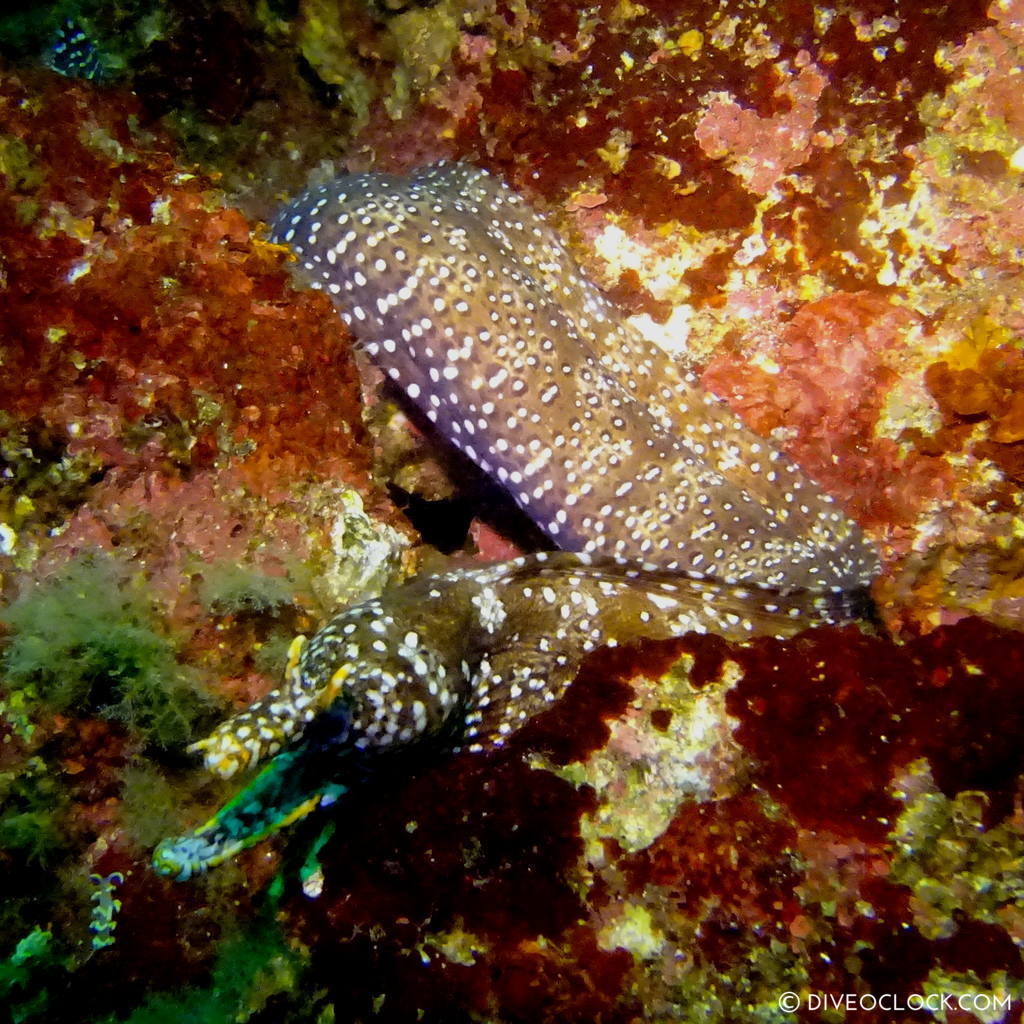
[{"left": 151, "top": 838, "right": 200, "bottom": 881}]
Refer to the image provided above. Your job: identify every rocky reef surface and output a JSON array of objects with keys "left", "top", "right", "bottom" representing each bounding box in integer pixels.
[{"left": 1, "top": 2, "right": 1024, "bottom": 1021}]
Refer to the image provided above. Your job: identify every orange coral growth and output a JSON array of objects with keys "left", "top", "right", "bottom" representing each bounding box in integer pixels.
[
  {"left": 924, "top": 338, "right": 1024, "bottom": 483},
  {"left": 883, "top": 321, "right": 1024, "bottom": 629},
  {"left": 0, "top": 66, "right": 370, "bottom": 505},
  {"left": 926, "top": 363, "right": 1000, "bottom": 419}
]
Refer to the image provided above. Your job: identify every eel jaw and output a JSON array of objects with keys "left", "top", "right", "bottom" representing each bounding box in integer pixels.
[{"left": 152, "top": 743, "right": 350, "bottom": 881}]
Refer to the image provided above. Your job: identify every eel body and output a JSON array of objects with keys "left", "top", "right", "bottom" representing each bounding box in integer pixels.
[{"left": 269, "top": 162, "right": 879, "bottom": 591}]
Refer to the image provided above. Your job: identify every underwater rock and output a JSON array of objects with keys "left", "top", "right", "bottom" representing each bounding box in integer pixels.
[
  {"left": 3, "top": 0, "right": 1024, "bottom": 1019},
  {"left": 283, "top": 620, "right": 1024, "bottom": 1022}
]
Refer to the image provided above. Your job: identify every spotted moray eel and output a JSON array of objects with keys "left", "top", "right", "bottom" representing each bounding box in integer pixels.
[
  {"left": 153, "top": 552, "right": 869, "bottom": 879},
  {"left": 152, "top": 164, "right": 879, "bottom": 879}
]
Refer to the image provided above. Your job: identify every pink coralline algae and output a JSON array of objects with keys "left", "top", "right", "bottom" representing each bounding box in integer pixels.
[
  {"left": 701, "top": 291, "right": 952, "bottom": 537},
  {"left": 694, "top": 55, "right": 830, "bottom": 197}
]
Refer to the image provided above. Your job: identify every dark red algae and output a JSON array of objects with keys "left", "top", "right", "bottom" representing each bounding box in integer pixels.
[
  {"left": 287, "top": 645, "right": 658, "bottom": 1023},
  {"left": 282, "top": 617, "right": 1024, "bottom": 1019},
  {"left": 584, "top": 620, "right": 1024, "bottom": 1020},
  {"left": 456, "top": 0, "right": 992, "bottom": 232},
  {"left": 622, "top": 793, "right": 802, "bottom": 951},
  {"left": 681, "top": 617, "right": 1024, "bottom": 839}
]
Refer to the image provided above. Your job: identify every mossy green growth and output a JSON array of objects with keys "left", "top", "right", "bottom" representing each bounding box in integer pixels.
[
  {"left": 118, "top": 761, "right": 183, "bottom": 849},
  {"left": 1, "top": 552, "right": 212, "bottom": 748},
  {"left": 0, "top": 136, "right": 45, "bottom": 194},
  {"left": 0, "top": 927, "right": 67, "bottom": 1024},
  {"left": 889, "top": 762, "right": 1024, "bottom": 940},
  {"left": 118, "top": 913, "right": 308, "bottom": 1024},
  {"left": 196, "top": 560, "right": 297, "bottom": 616},
  {"left": 657, "top": 933, "right": 811, "bottom": 1024},
  {"left": 0, "top": 756, "right": 70, "bottom": 867}
]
